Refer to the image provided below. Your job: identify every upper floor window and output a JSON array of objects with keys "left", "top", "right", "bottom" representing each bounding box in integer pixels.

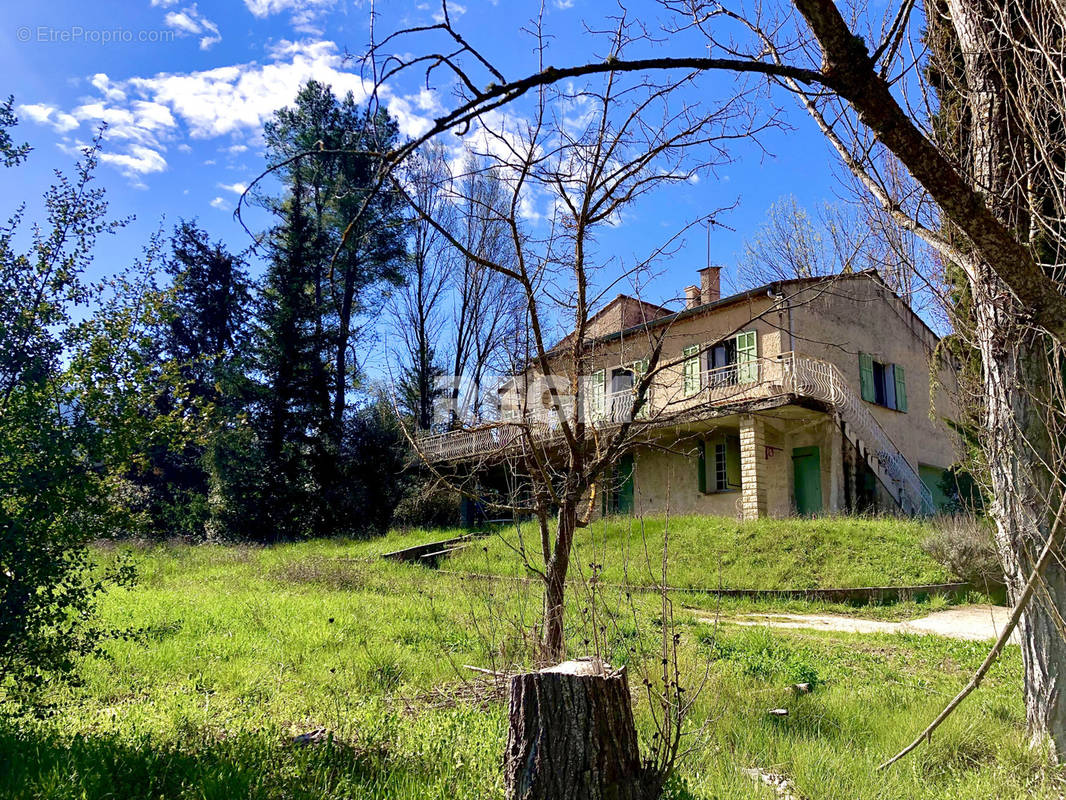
[
  {"left": 688, "top": 330, "right": 759, "bottom": 394},
  {"left": 859, "top": 352, "right": 907, "bottom": 412}
]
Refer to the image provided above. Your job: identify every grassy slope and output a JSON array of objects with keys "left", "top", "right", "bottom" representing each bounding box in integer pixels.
[
  {"left": 1, "top": 523, "right": 1052, "bottom": 799},
  {"left": 448, "top": 515, "right": 951, "bottom": 590}
]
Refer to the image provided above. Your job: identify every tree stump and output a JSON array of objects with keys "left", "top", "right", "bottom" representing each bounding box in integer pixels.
[{"left": 504, "top": 658, "right": 648, "bottom": 800}]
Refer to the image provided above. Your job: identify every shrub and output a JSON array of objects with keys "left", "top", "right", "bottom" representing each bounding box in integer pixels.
[
  {"left": 922, "top": 514, "right": 1004, "bottom": 590},
  {"left": 392, "top": 479, "right": 461, "bottom": 530}
]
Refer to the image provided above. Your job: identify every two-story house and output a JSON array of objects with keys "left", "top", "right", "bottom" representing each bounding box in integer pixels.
[{"left": 418, "top": 268, "right": 960, "bottom": 520}]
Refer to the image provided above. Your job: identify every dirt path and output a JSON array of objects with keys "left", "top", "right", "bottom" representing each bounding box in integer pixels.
[{"left": 699, "top": 605, "right": 1018, "bottom": 643}]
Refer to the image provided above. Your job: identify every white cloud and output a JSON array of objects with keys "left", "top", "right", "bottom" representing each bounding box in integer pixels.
[
  {"left": 164, "top": 5, "right": 222, "bottom": 50},
  {"left": 433, "top": 2, "right": 467, "bottom": 22},
  {"left": 218, "top": 181, "right": 248, "bottom": 195},
  {"left": 554, "top": 0, "right": 575, "bottom": 8},
  {"left": 209, "top": 196, "right": 230, "bottom": 210},
  {"left": 17, "top": 103, "right": 79, "bottom": 133},
  {"left": 99, "top": 144, "right": 168, "bottom": 176},
  {"left": 127, "top": 40, "right": 373, "bottom": 140},
  {"left": 90, "top": 74, "right": 127, "bottom": 102},
  {"left": 243, "top": 0, "right": 338, "bottom": 33},
  {"left": 17, "top": 40, "right": 440, "bottom": 186}
]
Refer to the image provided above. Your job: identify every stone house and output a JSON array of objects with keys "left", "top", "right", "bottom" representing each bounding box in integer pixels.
[{"left": 418, "top": 268, "right": 960, "bottom": 520}]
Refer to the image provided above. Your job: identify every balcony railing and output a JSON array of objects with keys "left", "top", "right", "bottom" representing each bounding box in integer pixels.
[{"left": 416, "top": 354, "right": 796, "bottom": 463}]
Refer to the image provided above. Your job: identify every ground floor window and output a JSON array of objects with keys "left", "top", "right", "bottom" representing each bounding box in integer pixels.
[{"left": 699, "top": 434, "right": 740, "bottom": 493}]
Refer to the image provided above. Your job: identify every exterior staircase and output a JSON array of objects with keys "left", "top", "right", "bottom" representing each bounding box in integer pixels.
[{"left": 789, "top": 356, "right": 935, "bottom": 515}]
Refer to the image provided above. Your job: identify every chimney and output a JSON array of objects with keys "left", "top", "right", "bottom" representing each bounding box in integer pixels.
[
  {"left": 684, "top": 285, "right": 700, "bottom": 309},
  {"left": 699, "top": 266, "right": 721, "bottom": 305}
]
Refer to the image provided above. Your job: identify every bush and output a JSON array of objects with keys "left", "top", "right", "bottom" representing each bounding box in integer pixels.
[
  {"left": 922, "top": 514, "right": 1004, "bottom": 590},
  {"left": 392, "top": 478, "right": 461, "bottom": 529}
]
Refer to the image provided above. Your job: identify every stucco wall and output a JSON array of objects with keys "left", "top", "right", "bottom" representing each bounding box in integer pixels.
[{"left": 786, "top": 276, "right": 959, "bottom": 472}]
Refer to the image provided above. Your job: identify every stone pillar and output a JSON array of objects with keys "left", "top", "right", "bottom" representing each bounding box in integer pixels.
[
  {"left": 740, "top": 415, "right": 768, "bottom": 520},
  {"left": 827, "top": 416, "right": 843, "bottom": 514}
]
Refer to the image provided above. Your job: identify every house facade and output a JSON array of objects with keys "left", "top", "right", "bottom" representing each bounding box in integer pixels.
[{"left": 418, "top": 269, "right": 960, "bottom": 520}]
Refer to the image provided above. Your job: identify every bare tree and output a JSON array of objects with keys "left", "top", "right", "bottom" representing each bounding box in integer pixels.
[
  {"left": 369, "top": 0, "right": 1066, "bottom": 761},
  {"left": 387, "top": 14, "right": 774, "bottom": 665},
  {"left": 738, "top": 195, "right": 848, "bottom": 283},
  {"left": 445, "top": 155, "right": 525, "bottom": 426},
  {"left": 394, "top": 143, "right": 452, "bottom": 431}
]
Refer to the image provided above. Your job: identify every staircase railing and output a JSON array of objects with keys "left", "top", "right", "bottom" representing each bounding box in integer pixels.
[{"left": 788, "top": 354, "right": 935, "bottom": 515}]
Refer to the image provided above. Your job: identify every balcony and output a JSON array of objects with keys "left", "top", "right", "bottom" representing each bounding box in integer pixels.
[{"left": 416, "top": 353, "right": 800, "bottom": 463}]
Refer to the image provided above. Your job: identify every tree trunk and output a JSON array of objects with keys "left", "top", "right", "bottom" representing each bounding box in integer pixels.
[
  {"left": 542, "top": 500, "right": 578, "bottom": 661},
  {"left": 974, "top": 278, "right": 1066, "bottom": 758},
  {"left": 940, "top": 0, "right": 1066, "bottom": 758},
  {"left": 504, "top": 659, "right": 649, "bottom": 800}
]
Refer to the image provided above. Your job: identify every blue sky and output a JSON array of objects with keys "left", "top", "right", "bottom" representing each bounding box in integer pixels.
[{"left": 2, "top": 0, "right": 848, "bottom": 321}]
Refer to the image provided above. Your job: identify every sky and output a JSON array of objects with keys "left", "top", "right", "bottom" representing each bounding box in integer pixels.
[{"left": 2, "top": 0, "right": 854, "bottom": 348}]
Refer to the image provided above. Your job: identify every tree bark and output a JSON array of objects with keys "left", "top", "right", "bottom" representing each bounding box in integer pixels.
[
  {"left": 504, "top": 659, "right": 649, "bottom": 800},
  {"left": 542, "top": 500, "right": 578, "bottom": 661},
  {"left": 936, "top": 0, "right": 1066, "bottom": 758},
  {"left": 974, "top": 278, "right": 1066, "bottom": 758}
]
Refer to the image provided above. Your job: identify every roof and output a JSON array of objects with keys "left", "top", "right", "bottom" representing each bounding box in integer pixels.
[
  {"left": 549, "top": 293, "right": 676, "bottom": 352},
  {"left": 585, "top": 270, "right": 942, "bottom": 348}
]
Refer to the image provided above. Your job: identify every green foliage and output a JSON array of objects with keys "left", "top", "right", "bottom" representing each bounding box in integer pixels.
[
  {"left": 206, "top": 81, "right": 413, "bottom": 542},
  {"left": 392, "top": 477, "right": 461, "bottom": 530},
  {"left": 0, "top": 96, "right": 30, "bottom": 167},
  {"left": 0, "top": 126, "right": 137, "bottom": 705}
]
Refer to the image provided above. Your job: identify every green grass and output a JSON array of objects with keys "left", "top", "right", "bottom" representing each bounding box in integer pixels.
[
  {"left": 1, "top": 519, "right": 1057, "bottom": 799},
  {"left": 449, "top": 514, "right": 952, "bottom": 590}
]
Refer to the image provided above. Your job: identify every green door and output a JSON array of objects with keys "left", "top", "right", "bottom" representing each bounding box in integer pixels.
[{"left": 792, "top": 446, "right": 823, "bottom": 515}]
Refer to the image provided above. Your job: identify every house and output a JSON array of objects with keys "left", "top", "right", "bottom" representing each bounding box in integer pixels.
[{"left": 418, "top": 268, "right": 960, "bottom": 520}]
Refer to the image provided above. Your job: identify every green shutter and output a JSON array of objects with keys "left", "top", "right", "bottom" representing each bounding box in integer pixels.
[
  {"left": 736, "top": 331, "right": 758, "bottom": 383},
  {"left": 683, "top": 345, "right": 700, "bottom": 395},
  {"left": 894, "top": 364, "right": 907, "bottom": 412},
  {"left": 589, "top": 369, "right": 605, "bottom": 419},
  {"left": 697, "top": 439, "right": 708, "bottom": 494},
  {"left": 726, "top": 434, "right": 742, "bottom": 489},
  {"left": 859, "top": 352, "right": 875, "bottom": 402}
]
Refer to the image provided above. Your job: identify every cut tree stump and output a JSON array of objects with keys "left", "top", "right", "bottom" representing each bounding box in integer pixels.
[{"left": 504, "top": 657, "right": 649, "bottom": 800}]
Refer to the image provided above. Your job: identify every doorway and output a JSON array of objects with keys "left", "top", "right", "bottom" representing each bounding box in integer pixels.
[{"left": 792, "top": 446, "right": 823, "bottom": 515}]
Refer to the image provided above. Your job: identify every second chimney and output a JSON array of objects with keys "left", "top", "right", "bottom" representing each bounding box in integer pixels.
[
  {"left": 684, "top": 285, "right": 701, "bottom": 309},
  {"left": 699, "top": 266, "right": 721, "bottom": 305}
]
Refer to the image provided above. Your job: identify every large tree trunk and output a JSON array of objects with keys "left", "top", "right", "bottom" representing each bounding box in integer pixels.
[
  {"left": 504, "top": 659, "right": 648, "bottom": 800},
  {"left": 942, "top": 0, "right": 1066, "bottom": 759},
  {"left": 973, "top": 275, "right": 1066, "bottom": 758}
]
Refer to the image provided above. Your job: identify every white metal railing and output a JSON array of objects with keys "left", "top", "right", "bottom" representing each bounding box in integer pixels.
[
  {"left": 790, "top": 356, "right": 935, "bottom": 515},
  {"left": 415, "top": 351, "right": 935, "bottom": 515},
  {"left": 416, "top": 355, "right": 795, "bottom": 463}
]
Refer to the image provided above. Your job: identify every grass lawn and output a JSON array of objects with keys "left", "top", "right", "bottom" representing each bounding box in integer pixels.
[
  {"left": 448, "top": 514, "right": 953, "bottom": 590},
  {"left": 1, "top": 517, "right": 1058, "bottom": 799}
]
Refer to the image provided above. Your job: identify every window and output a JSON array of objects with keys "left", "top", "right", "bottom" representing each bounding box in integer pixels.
[
  {"left": 709, "top": 339, "right": 737, "bottom": 387},
  {"left": 859, "top": 353, "right": 907, "bottom": 412},
  {"left": 735, "top": 330, "right": 758, "bottom": 383},
  {"left": 683, "top": 345, "right": 700, "bottom": 395},
  {"left": 705, "top": 330, "right": 758, "bottom": 387},
  {"left": 698, "top": 434, "right": 741, "bottom": 493}
]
